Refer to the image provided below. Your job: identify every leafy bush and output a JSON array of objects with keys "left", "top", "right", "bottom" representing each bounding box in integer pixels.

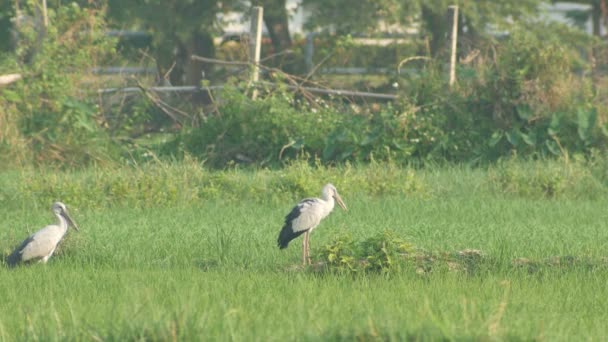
[
  {"left": 169, "top": 85, "right": 343, "bottom": 167},
  {"left": 315, "top": 231, "right": 491, "bottom": 275},
  {"left": 1, "top": 2, "right": 118, "bottom": 167},
  {"left": 1, "top": 10, "right": 607, "bottom": 169},
  {"left": 317, "top": 234, "right": 358, "bottom": 272},
  {"left": 316, "top": 231, "right": 415, "bottom": 274},
  {"left": 358, "top": 230, "right": 414, "bottom": 272},
  {"left": 399, "top": 22, "right": 607, "bottom": 162},
  {"left": 168, "top": 85, "right": 447, "bottom": 167},
  {"left": 0, "top": 100, "right": 30, "bottom": 169},
  {"left": 168, "top": 22, "right": 607, "bottom": 168}
]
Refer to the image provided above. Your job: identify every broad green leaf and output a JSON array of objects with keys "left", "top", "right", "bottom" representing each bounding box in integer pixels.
[
  {"left": 577, "top": 107, "right": 597, "bottom": 142},
  {"left": 545, "top": 139, "right": 560, "bottom": 155},
  {"left": 506, "top": 129, "right": 521, "bottom": 147},
  {"left": 548, "top": 113, "right": 562, "bottom": 135},
  {"left": 488, "top": 131, "right": 503, "bottom": 147},
  {"left": 601, "top": 123, "right": 608, "bottom": 137},
  {"left": 322, "top": 144, "right": 336, "bottom": 160},
  {"left": 391, "top": 139, "right": 405, "bottom": 150},
  {"left": 360, "top": 133, "right": 378, "bottom": 146},
  {"left": 521, "top": 131, "right": 536, "bottom": 146},
  {"left": 516, "top": 104, "right": 533, "bottom": 120},
  {"left": 338, "top": 147, "right": 354, "bottom": 161}
]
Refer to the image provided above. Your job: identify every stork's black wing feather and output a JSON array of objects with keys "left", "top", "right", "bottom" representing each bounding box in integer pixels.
[
  {"left": 277, "top": 199, "right": 315, "bottom": 249},
  {"left": 6, "top": 235, "right": 34, "bottom": 267}
]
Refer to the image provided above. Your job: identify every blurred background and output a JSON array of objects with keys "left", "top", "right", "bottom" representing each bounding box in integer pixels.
[{"left": 1, "top": 0, "right": 607, "bottom": 169}]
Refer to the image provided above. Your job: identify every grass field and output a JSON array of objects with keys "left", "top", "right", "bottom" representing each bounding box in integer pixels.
[{"left": 1, "top": 161, "right": 607, "bottom": 340}]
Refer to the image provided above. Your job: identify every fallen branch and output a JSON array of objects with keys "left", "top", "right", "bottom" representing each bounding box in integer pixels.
[
  {"left": 133, "top": 79, "right": 193, "bottom": 124},
  {"left": 258, "top": 81, "right": 397, "bottom": 100},
  {"left": 191, "top": 55, "right": 249, "bottom": 67},
  {"left": 397, "top": 56, "right": 431, "bottom": 75},
  {"left": 99, "top": 82, "right": 397, "bottom": 100}
]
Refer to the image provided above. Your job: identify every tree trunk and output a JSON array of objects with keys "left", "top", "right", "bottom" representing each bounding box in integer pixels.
[
  {"left": 185, "top": 30, "right": 215, "bottom": 86},
  {"left": 592, "top": 0, "right": 601, "bottom": 36},
  {"left": 421, "top": 5, "right": 447, "bottom": 57}
]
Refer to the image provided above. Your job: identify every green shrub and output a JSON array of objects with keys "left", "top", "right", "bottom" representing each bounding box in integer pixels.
[
  {"left": 315, "top": 231, "right": 415, "bottom": 274},
  {"left": 169, "top": 85, "right": 343, "bottom": 167},
  {"left": 358, "top": 230, "right": 414, "bottom": 273},
  {"left": 1, "top": 2, "right": 118, "bottom": 167},
  {"left": 399, "top": 22, "right": 607, "bottom": 162},
  {"left": 168, "top": 85, "right": 447, "bottom": 167},
  {"left": 0, "top": 100, "right": 30, "bottom": 169},
  {"left": 317, "top": 234, "right": 358, "bottom": 272}
]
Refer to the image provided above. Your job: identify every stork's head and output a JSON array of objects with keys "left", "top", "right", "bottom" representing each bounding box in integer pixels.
[
  {"left": 322, "top": 183, "right": 347, "bottom": 211},
  {"left": 52, "top": 202, "right": 79, "bottom": 231}
]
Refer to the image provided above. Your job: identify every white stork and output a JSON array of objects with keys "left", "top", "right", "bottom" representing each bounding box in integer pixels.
[
  {"left": 7, "top": 202, "right": 79, "bottom": 267},
  {"left": 277, "top": 183, "right": 347, "bottom": 265}
]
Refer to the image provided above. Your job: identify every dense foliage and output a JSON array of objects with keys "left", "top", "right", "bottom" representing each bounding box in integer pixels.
[
  {"left": 171, "top": 22, "right": 607, "bottom": 166},
  {"left": 1, "top": 2, "right": 607, "bottom": 169},
  {"left": 1, "top": 2, "right": 117, "bottom": 168}
]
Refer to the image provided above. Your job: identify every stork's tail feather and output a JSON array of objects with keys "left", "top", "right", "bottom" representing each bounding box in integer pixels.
[
  {"left": 6, "top": 236, "right": 32, "bottom": 268},
  {"left": 6, "top": 251, "right": 22, "bottom": 268},
  {"left": 277, "top": 225, "right": 305, "bottom": 249},
  {"left": 277, "top": 225, "right": 291, "bottom": 249}
]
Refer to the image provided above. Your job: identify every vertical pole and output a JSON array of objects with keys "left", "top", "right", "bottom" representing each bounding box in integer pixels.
[
  {"left": 14, "top": 0, "right": 21, "bottom": 29},
  {"left": 447, "top": 5, "right": 459, "bottom": 89},
  {"left": 249, "top": 6, "right": 263, "bottom": 99},
  {"left": 305, "top": 32, "right": 315, "bottom": 75},
  {"left": 42, "top": 0, "right": 48, "bottom": 27}
]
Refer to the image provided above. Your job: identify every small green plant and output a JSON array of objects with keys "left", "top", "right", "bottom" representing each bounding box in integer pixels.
[
  {"left": 317, "top": 234, "right": 358, "bottom": 272},
  {"left": 316, "top": 230, "right": 415, "bottom": 274},
  {"left": 359, "top": 230, "right": 414, "bottom": 272}
]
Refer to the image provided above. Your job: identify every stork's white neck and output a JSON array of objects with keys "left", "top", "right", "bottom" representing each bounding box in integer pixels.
[
  {"left": 322, "top": 195, "right": 335, "bottom": 215},
  {"left": 55, "top": 212, "right": 69, "bottom": 233}
]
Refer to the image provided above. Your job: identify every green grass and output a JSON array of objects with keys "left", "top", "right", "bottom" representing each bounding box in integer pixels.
[{"left": 1, "top": 162, "right": 608, "bottom": 340}]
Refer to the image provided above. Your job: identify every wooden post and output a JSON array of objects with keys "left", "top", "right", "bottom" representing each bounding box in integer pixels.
[
  {"left": 305, "top": 32, "right": 315, "bottom": 75},
  {"left": 42, "top": 0, "right": 48, "bottom": 27},
  {"left": 447, "top": 5, "right": 458, "bottom": 88},
  {"left": 249, "top": 6, "right": 263, "bottom": 99}
]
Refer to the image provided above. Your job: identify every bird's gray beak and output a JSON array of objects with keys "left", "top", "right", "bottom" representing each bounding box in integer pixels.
[
  {"left": 63, "top": 212, "right": 80, "bottom": 232},
  {"left": 335, "top": 194, "right": 347, "bottom": 211}
]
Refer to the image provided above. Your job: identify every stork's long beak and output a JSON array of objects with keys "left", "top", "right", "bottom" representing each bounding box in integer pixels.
[
  {"left": 63, "top": 211, "right": 80, "bottom": 232},
  {"left": 334, "top": 194, "right": 347, "bottom": 211}
]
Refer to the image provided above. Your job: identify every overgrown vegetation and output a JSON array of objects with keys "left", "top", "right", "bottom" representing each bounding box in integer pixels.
[
  {"left": 0, "top": 2, "right": 117, "bottom": 168},
  {"left": 315, "top": 231, "right": 608, "bottom": 275},
  {"left": 1, "top": 3, "right": 608, "bottom": 170},
  {"left": 2, "top": 155, "right": 607, "bottom": 213},
  {"left": 158, "top": 23, "right": 608, "bottom": 167},
  {"left": 1, "top": 157, "right": 426, "bottom": 210},
  {"left": 398, "top": 23, "right": 608, "bottom": 162},
  {"left": 317, "top": 230, "right": 415, "bottom": 273}
]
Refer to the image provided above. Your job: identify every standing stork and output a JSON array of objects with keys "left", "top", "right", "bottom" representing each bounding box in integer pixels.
[
  {"left": 7, "top": 202, "right": 79, "bottom": 267},
  {"left": 277, "top": 183, "right": 347, "bottom": 265}
]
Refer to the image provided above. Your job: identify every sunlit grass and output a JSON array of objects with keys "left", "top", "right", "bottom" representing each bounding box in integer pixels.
[{"left": 0, "top": 163, "right": 607, "bottom": 340}]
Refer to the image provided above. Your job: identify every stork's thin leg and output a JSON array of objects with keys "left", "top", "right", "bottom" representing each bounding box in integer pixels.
[
  {"left": 302, "top": 231, "right": 308, "bottom": 266},
  {"left": 306, "top": 233, "right": 311, "bottom": 265}
]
